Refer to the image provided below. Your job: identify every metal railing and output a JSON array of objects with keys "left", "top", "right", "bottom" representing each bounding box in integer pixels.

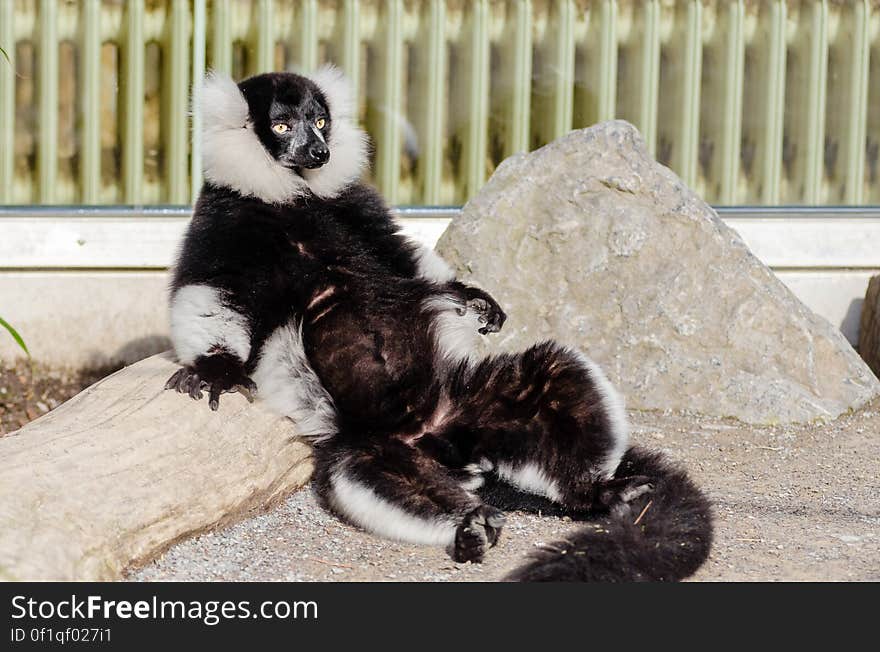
[{"left": 1, "top": 1, "right": 879, "bottom": 207}]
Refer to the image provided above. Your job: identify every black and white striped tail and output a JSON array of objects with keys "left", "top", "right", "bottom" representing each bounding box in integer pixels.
[{"left": 506, "top": 446, "right": 713, "bottom": 582}]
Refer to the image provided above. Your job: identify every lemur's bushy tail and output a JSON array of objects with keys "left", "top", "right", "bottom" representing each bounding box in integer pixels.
[{"left": 506, "top": 446, "right": 713, "bottom": 582}]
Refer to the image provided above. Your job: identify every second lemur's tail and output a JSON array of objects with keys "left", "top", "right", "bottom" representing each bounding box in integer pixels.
[{"left": 506, "top": 446, "right": 713, "bottom": 582}]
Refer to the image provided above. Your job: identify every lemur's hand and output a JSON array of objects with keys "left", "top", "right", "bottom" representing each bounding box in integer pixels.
[
  {"left": 164, "top": 353, "right": 257, "bottom": 411},
  {"left": 461, "top": 286, "right": 507, "bottom": 335}
]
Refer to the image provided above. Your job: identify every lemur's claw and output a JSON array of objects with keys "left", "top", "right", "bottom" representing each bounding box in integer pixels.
[
  {"left": 466, "top": 297, "right": 489, "bottom": 313},
  {"left": 164, "top": 368, "right": 185, "bottom": 391},
  {"left": 208, "top": 385, "right": 222, "bottom": 411},
  {"left": 167, "top": 367, "right": 198, "bottom": 395},
  {"left": 464, "top": 290, "right": 506, "bottom": 336},
  {"left": 235, "top": 379, "right": 257, "bottom": 403},
  {"left": 165, "top": 359, "right": 256, "bottom": 412},
  {"left": 188, "top": 374, "right": 204, "bottom": 400}
]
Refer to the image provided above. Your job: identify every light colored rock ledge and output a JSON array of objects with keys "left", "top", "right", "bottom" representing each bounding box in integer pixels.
[{"left": 0, "top": 353, "right": 313, "bottom": 581}]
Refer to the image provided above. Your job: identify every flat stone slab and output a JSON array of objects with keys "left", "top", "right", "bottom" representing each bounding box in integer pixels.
[
  {"left": 0, "top": 353, "right": 312, "bottom": 581},
  {"left": 436, "top": 121, "right": 880, "bottom": 424}
]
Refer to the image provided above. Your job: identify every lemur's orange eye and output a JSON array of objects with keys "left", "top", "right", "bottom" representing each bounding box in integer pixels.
[
  {"left": 272, "top": 123, "right": 289, "bottom": 134},
  {"left": 315, "top": 118, "right": 326, "bottom": 130}
]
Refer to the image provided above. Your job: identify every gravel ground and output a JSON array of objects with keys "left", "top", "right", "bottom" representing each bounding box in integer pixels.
[{"left": 130, "top": 400, "right": 880, "bottom": 582}]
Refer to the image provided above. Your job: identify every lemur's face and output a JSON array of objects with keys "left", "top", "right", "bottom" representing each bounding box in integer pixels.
[
  {"left": 199, "top": 66, "right": 367, "bottom": 203},
  {"left": 238, "top": 73, "right": 332, "bottom": 172}
]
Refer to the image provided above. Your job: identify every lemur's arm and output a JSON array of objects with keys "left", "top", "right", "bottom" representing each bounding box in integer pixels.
[
  {"left": 165, "top": 201, "right": 270, "bottom": 411},
  {"left": 408, "top": 242, "right": 507, "bottom": 334},
  {"left": 386, "top": 233, "right": 507, "bottom": 334},
  {"left": 345, "top": 185, "right": 507, "bottom": 334},
  {"left": 165, "top": 282, "right": 258, "bottom": 411}
]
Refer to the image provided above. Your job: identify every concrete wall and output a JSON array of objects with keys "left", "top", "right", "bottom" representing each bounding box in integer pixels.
[
  {"left": 1, "top": 208, "right": 877, "bottom": 368},
  {"left": 1, "top": 272, "right": 170, "bottom": 369}
]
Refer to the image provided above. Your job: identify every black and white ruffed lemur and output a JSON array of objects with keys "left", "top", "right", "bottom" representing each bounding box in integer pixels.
[{"left": 165, "top": 67, "right": 713, "bottom": 581}]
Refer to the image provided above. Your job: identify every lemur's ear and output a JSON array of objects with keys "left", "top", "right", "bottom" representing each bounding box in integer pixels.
[
  {"left": 308, "top": 65, "right": 358, "bottom": 121},
  {"left": 198, "top": 70, "right": 248, "bottom": 130}
]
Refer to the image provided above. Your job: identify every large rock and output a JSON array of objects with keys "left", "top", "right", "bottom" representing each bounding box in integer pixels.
[
  {"left": 0, "top": 353, "right": 312, "bottom": 581},
  {"left": 436, "top": 121, "right": 880, "bottom": 424}
]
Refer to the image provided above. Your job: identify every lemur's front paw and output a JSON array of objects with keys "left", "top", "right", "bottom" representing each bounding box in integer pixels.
[
  {"left": 453, "top": 505, "right": 506, "bottom": 563},
  {"left": 462, "top": 287, "right": 507, "bottom": 335},
  {"left": 164, "top": 353, "right": 257, "bottom": 411}
]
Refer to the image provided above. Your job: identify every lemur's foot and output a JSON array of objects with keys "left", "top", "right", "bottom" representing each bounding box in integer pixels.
[
  {"left": 453, "top": 505, "right": 506, "bottom": 563},
  {"left": 164, "top": 357, "right": 257, "bottom": 411},
  {"left": 594, "top": 475, "right": 654, "bottom": 518}
]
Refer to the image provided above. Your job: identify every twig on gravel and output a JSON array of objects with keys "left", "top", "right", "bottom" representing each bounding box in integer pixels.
[
  {"left": 755, "top": 445, "right": 783, "bottom": 451},
  {"left": 307, "top": 557, "right": 355, "bottom": 570},
  {"left": 734, "top": 538, "right": 764, "bottom": 543},
  {"left": 633, "top": 500, "right": 653, "bottom": 525}
]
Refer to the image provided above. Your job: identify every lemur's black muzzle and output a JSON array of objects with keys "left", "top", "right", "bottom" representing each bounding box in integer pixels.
[
  {"left": 281, "top": 122, "right": 330, "bottom": 170},
  {"left": 307, "top": 142, "right": 329, "bottom": 167}
]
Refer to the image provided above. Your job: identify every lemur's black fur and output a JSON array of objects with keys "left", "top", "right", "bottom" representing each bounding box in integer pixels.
[{"left": 166, "top": 68, "right": 713, "bottom": 581}]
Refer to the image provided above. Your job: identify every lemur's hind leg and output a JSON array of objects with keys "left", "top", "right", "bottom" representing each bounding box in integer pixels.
[
  {"left": 448, "top": 341, "right": 649, "bottom": 515},
  {"left": 312, "top": 437, "right": 506, "bottom": 563}
]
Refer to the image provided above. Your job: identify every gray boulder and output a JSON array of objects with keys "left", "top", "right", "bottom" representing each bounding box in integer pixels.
[{"left": 436, "top": 121, "right": 880, "bottom": 424}]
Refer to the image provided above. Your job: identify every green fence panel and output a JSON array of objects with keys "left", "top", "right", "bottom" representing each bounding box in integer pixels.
[{"left": 0, "top": 0, "right": 878, "bottom": 207}]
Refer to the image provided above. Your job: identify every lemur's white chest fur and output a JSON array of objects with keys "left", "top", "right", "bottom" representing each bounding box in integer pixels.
[{"left": 251, "top": 321, "right": 337, "bottom": 441}]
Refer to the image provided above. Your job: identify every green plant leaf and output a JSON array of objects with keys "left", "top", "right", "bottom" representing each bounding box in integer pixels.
[
  {"left": 0, "top": 316, "right": 29, "bottom": 356},
  {"left": 0, "top": 46, "right": 9, "bottom": 65}
]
